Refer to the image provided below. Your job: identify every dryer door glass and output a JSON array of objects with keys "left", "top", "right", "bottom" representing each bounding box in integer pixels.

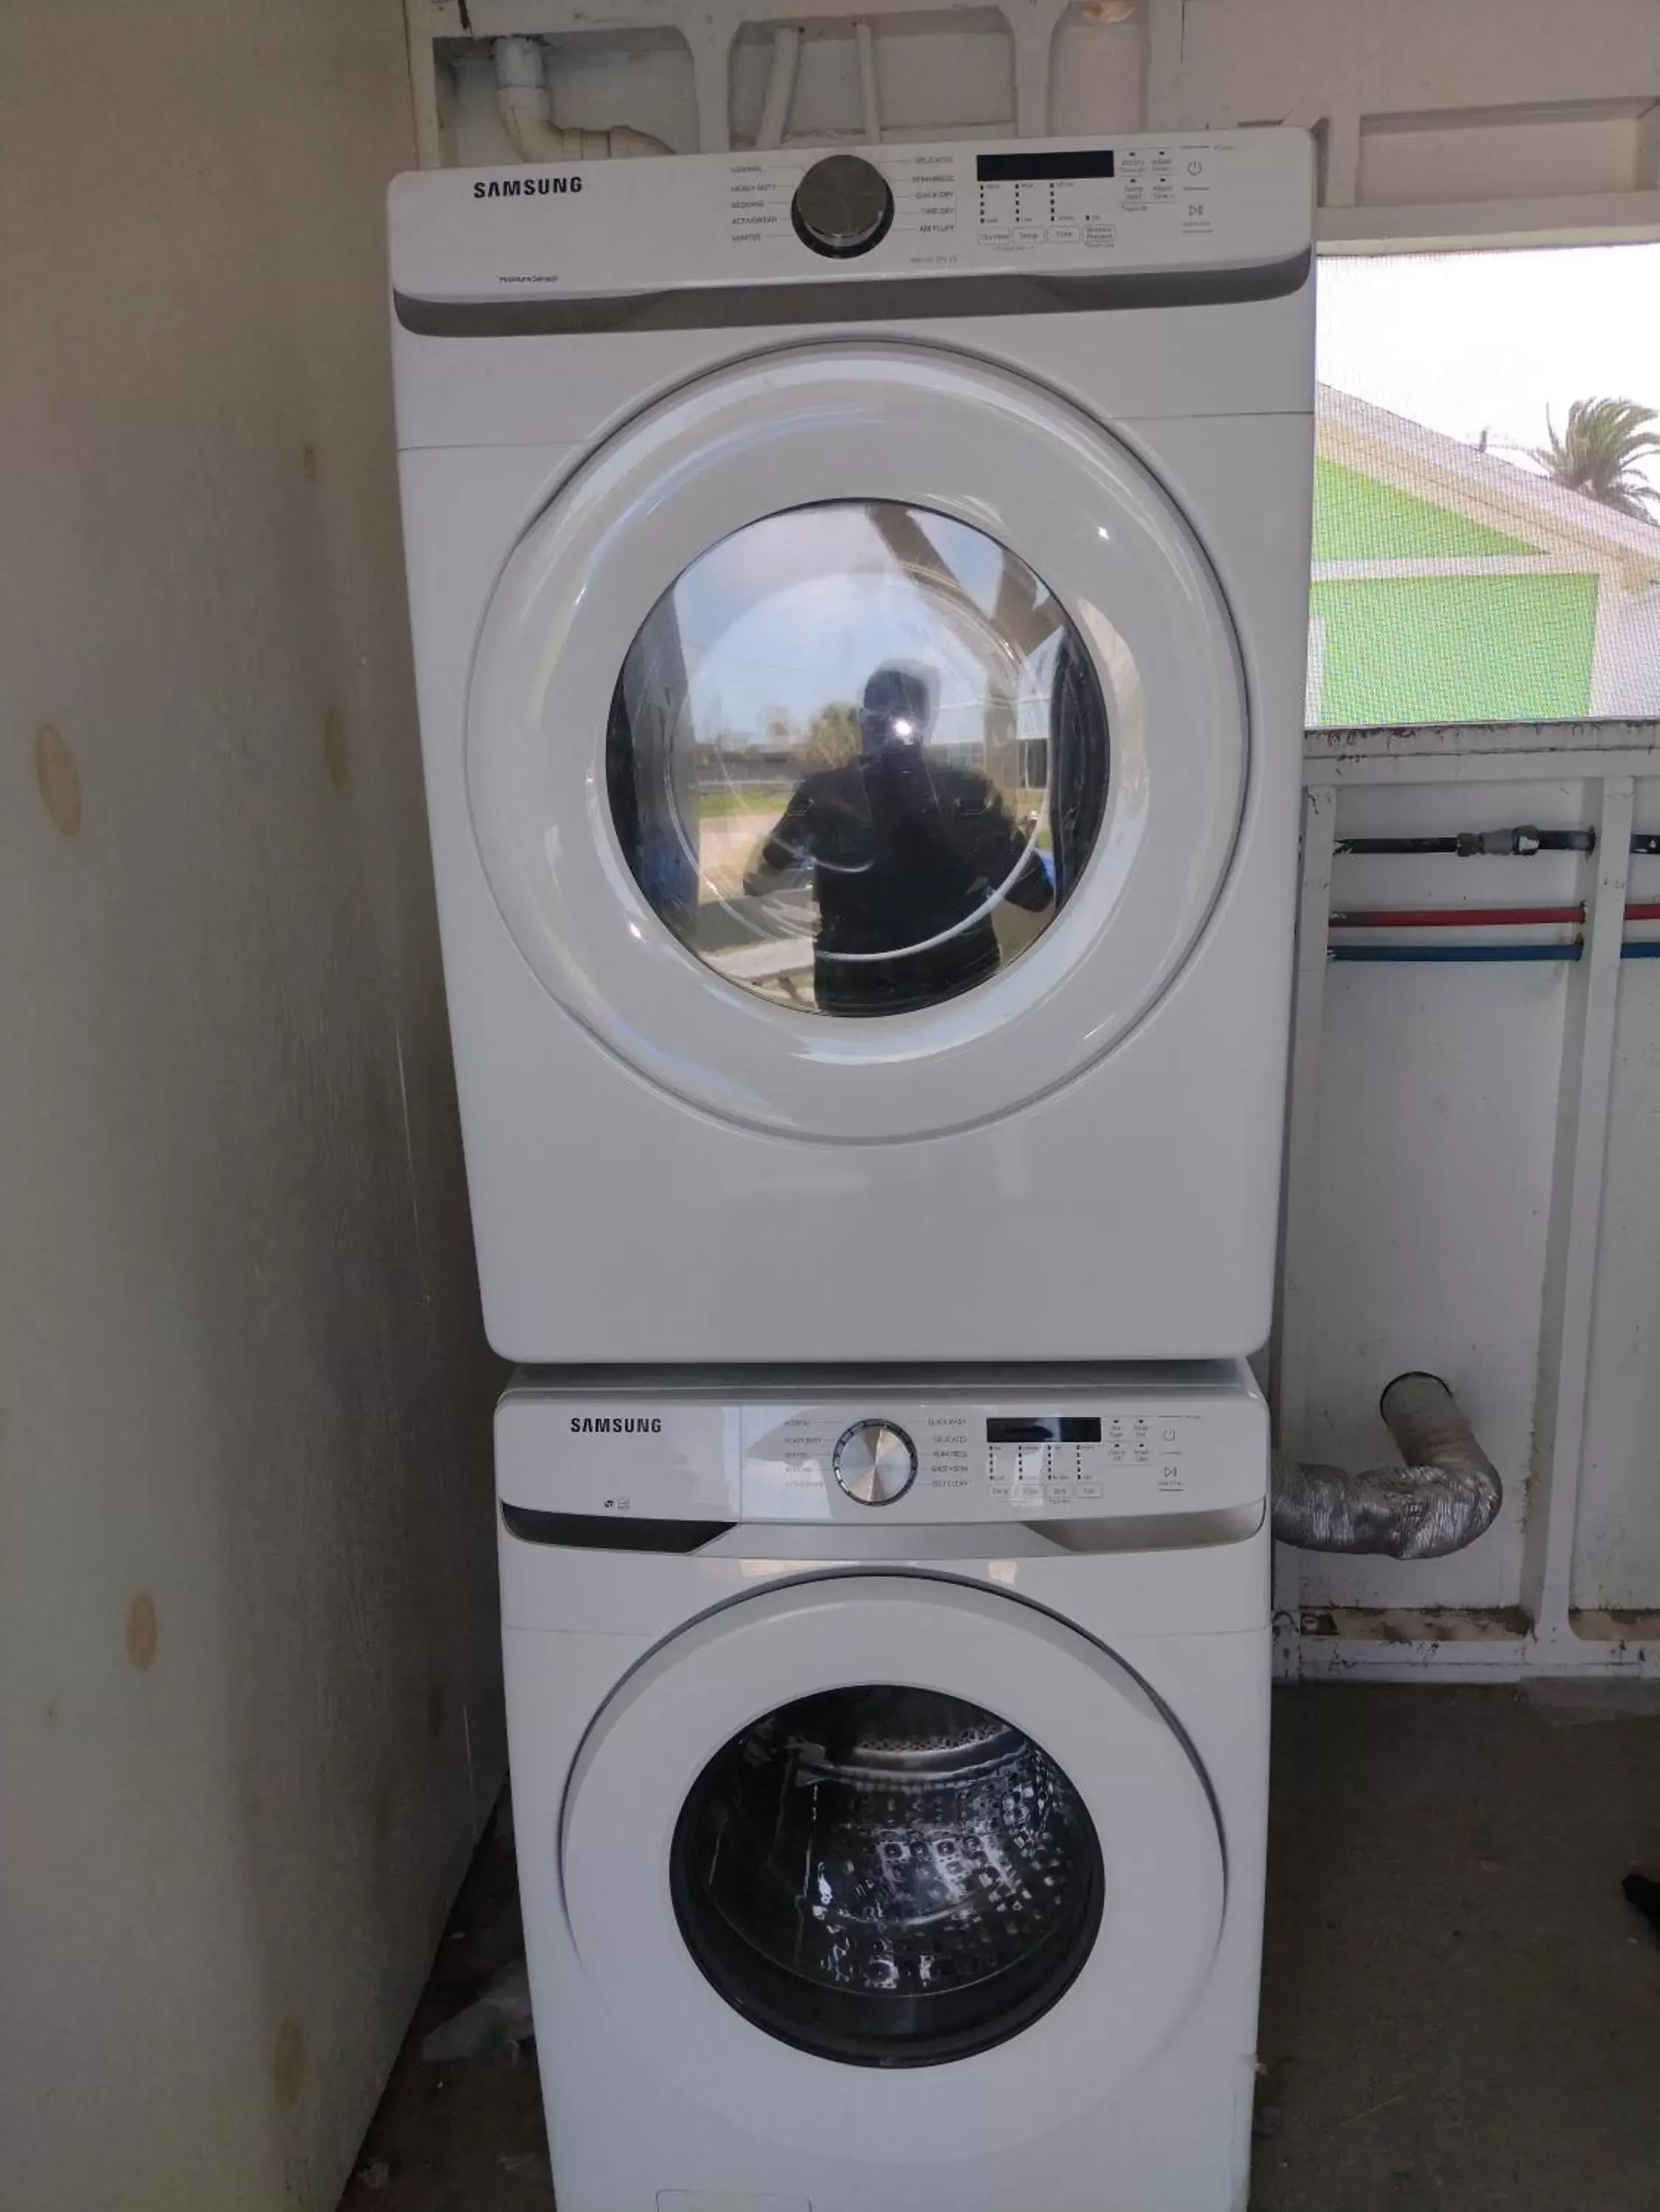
[
  {"left": 669, "top": 1682, "right": 1105, "bottom": 2066},
  {"left": 607, "top": 503, "right": 1109, "bottom": 1018}
]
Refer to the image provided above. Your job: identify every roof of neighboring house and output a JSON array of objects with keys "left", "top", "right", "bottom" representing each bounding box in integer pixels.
[{"left": 1318, "top": 384, "right": 1660, "bottom": 584}]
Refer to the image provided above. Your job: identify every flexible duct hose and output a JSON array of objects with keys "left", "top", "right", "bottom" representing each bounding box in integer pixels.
[{"left": 1273, "top": 1372, "right": 1502, "bottom": 1560}]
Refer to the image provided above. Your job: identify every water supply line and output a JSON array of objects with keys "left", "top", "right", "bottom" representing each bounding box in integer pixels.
[
  {"left": 855, "top": 21, "right": 882, "bottom": 141},
  {"left": 1335, "top": 827, "right": 1660, "bottom": 859},
  {"left": 494, "top": 36, "right": 670, "bottom": 161},
  {"left": 1274, "top": 1372, "right": 1502, "bottom": 1559},
  {"left": 755, "top": 25, "right": 803, "bottom": 150},
  {"left": 1336, "top": 825, "right": 1594, "bottom": 858}
]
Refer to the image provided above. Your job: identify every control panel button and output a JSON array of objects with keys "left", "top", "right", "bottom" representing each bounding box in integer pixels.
[
  {"left": 792, "top": 154, "right": 895, "bottom": 259},
  {"left": 833, "top": 1419, "right": 918, "bottom": 1505}
]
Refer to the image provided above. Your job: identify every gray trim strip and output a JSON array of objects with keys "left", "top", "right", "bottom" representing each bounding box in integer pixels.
[{"left": 394, "top": 248, "right": 1311, "bottom": 338}]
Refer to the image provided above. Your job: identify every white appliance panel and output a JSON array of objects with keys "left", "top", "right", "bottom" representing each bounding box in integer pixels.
[
  {"left": 495, "top": 1368, "right": 1267, "bottom": 1524},
  {"left": 495, "top": 1366, "right": 1270, "bottom": 2212},
  {"left": 390, "top": 131, "right": 1308, "bottom": 307},
  {"left": 389, "top": 131, "right": 1314, "bottom": 1362}
]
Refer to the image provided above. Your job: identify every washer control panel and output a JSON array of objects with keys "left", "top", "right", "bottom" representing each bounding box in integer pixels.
[
  {"left": 498, "top": 1370, "right": 1267, "bottom": 1526},
  {"left": 741, "top": 1397, "right": 1261, "bottom": 1521}
]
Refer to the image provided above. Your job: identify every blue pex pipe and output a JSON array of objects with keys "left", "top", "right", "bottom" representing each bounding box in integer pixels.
[
  {"left": 1330, "top": 942, "right": 1660, "bottom": 963},
  {"left": 1330, "top": 943, "right": 1578, "bottom": 963}
]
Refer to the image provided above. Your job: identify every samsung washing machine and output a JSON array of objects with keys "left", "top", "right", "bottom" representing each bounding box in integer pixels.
[
  {"left": 388, "top": 130, "right": 1316, "bottom": 1365},
  {"left": 498, "top": 1364, "right": 1270, "bottom": 2212}
]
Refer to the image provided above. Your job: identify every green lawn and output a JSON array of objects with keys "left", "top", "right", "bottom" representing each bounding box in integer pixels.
[{"left": 697, "top": 786, "right": 792, "bottom": 820}]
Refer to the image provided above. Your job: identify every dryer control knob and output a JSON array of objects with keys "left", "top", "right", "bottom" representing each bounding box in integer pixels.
[
  {"left": 792, "top": 155, "right": 895, "bottom": 259},
  {"left": 834, "top": 1420, "right": 918, "bottom": 1505}
]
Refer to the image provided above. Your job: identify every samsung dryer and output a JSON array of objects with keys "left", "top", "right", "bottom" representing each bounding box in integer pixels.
[
  {"left": 496, "top": 1362, "right": 1272, "bottom": 2212},
  {"left": 388, "top": 131, "right": 1316, "bottom": 1360}
]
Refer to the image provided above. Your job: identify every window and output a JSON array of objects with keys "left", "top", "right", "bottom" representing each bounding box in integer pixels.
[{"left": 1313, "top": 245, "right": 1660, "bottom": 727}]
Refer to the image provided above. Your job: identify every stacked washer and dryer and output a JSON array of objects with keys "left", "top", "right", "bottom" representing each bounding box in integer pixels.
[{"left": 391, "top": 124, "right": 1314, "bottom": 2212}]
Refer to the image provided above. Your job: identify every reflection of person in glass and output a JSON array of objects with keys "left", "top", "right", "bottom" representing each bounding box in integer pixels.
[{"left": 743, "top": 660, "right": 1054, "bottom": 1016}]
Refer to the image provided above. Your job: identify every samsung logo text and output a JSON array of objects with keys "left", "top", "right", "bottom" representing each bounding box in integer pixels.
[{"left": 474, "top": 175, "right": 582, "bottom": 198}]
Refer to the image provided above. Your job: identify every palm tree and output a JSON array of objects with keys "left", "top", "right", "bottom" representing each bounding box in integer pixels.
[{"left": 1532, "top": 398, "right": 1660, "bottom": 521}]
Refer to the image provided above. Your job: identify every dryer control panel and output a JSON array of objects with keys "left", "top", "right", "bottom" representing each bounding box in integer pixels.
[
  {"left": 496, "top": 1365, "right": 1268, "bottom": 1527},
  {"left": 389, "top": 128, "right": 1311, "bottom": 316}
]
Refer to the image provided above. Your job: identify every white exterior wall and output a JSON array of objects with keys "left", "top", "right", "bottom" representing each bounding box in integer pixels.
[
  {"left": 1597, "top": 585, "right": 1660, "bottom": 717},
  {"left": 1281, "top": 731, "right": 1660, "bottom": 1677},
  {"left": 0, "top": 5, "right": 504, "bottom": 2209},
  {"left": 1285, "top": 778, "right": 1586, "bottom": 1615}
]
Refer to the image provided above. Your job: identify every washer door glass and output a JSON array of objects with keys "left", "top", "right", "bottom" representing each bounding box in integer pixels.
[
  {"left": 608, "top": 504, "right": 1108, "bottom": 1018},
  {"left": 670, "top": 1683, "right": 1104, "bottom": 2067}
]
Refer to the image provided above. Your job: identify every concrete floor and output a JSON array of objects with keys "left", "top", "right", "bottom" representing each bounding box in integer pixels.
[{"left": 342, "top": 1684, "right": 1660, "bottom": 2212}]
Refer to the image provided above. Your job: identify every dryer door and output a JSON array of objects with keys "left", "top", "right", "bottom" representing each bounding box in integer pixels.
[
  {"left": 467, "top": 344, "right": 1248, "bottom": 1141},
  {"left": 560, "top": 1575, "right": 1226, "bottom": 2163}
]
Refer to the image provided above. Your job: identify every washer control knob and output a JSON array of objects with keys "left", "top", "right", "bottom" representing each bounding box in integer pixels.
[
  {"left": 792, "top": 154, "right": 895, "bottom": 259},
  {"left": 833, "top": 1420, "right": 918, "bottom": 1506}
]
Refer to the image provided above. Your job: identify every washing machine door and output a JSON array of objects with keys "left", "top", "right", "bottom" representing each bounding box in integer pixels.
[
  {"left": 560, "top": 1576, "right": 1226, "bottom": 2163},
  {"left": 467, "top": 344, "right": 1247, "bottom": 1141}
]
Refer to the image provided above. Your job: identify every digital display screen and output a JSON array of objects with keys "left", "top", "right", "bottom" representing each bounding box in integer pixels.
[
  {"left": 985, "top": 1417, "right": 1103, "bottom": 1444},
  {"left": 975, "top": 151, "right": 1115, "bottom": 184}
]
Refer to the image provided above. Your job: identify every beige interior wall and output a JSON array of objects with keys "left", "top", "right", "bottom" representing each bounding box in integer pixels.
[{"left": 0, "top": 5, "right": 504, "bottom": 2207}]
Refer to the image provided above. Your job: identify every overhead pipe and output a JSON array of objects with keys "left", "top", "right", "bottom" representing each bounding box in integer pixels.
[
  {"left": 1337, "top": 828, "right": 1660, "bottom": 858},
  {"left": 1331, "top": 943, "right": 1577, "bottom": 963},
  {"left": 494, "top": 36, "right": 670, "bottom": 161},
  {"left": 855, "top": 21, "right": 882, "bottom": 142},
  {"left": 1331, "top": 944, "right": 1660, "bottom": 961},
  {"left": 1333, "top": 905, "right": 1660, "bottom": 927},
  {"left": 1328, "top": 902, "right": 1660, "bottom": 962},
  {"left": 1336, "top": 825, "right": 1595, "bottom": 857},
  {"left": 755, "top": 25, "right": 803, "bottom": 151},
  {"left": 1274, "top": 1373, "right": 1502, "bottom": 1560},
  {"left": 1331, "top": 943, "right": 1580, "bottom": 962},
  {"left": 1331, "top": 905, "right": 1588, "bottom": 928}
]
